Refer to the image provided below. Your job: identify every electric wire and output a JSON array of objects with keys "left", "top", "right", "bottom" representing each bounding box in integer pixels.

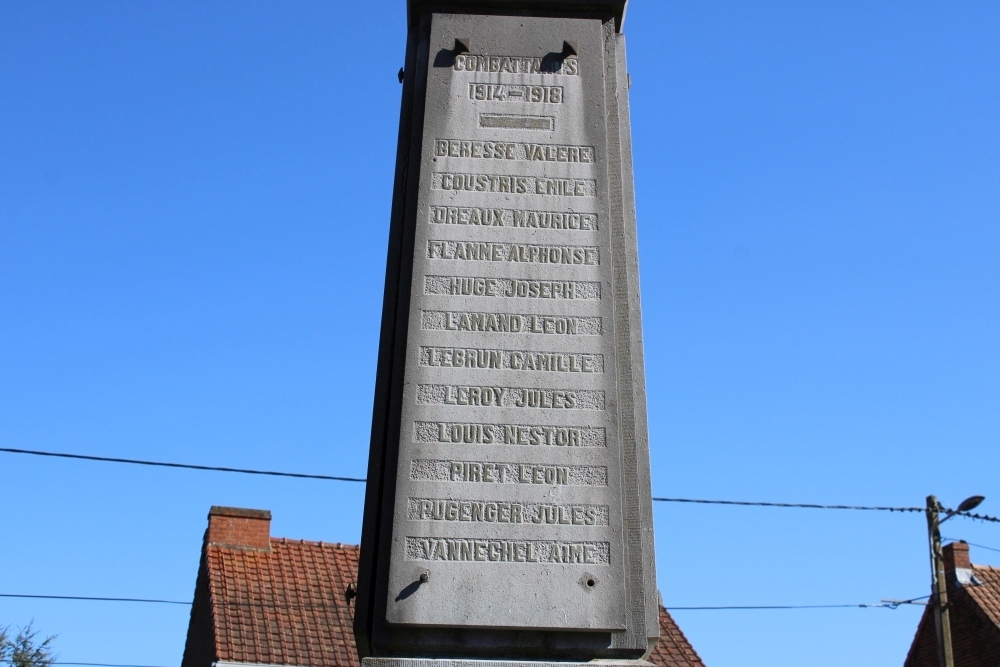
[
  {"left": 951, "top": 511, "right": 1000, "bottom": 524},
  {"left": 665, "top": 603, "right": 890, "bottom": 610},
  {"left": 0, "top": 593, "right": 342, "bottom": 610},
  {"left": 651, "top": 496, "right": 924, "bottom": 513},
  {"left": 0, "top": 594, "right": 188, "bottom": 606},
  {"left": 879, "top": 595, "right": 931, "bottom": 609},
  {"left": 4, "top": 446, "right": 999, "bottom": 522},
  {"left": 942, "top": 538, "right": 1000, "bottom": 553},
  {"left": 0, "top": 592, "right": 919, "bottom": 612},
  {"left": 0, "top": 447, "right": 365, "bottom": 483}
]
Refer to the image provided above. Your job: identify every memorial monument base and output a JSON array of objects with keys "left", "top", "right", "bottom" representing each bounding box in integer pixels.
[
  {"left": 356, "top": 0, "right": 659, "bottom": 661},
  {"left": 364, "top": 659, "right": 655, "bottom": 667}
]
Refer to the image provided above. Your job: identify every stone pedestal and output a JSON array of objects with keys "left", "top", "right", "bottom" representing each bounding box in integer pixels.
[{"left": 355, "top": 0, "right": 658, "bottom": 661}]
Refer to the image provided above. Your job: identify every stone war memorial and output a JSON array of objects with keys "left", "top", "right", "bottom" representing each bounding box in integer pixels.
[{"left": 356, "top": 1, "right": 658, "bottom": 666}]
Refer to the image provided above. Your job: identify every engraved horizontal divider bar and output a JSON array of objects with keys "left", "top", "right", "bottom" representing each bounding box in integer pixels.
[
  {"left": 428, "top": 206, "right": 599, "bottom": 231},
  {"left": 479, "top": 114, "right": 554, "bottom": 131},
  {"left": 425, "top": 275, "right": 600, "bottom": 300},
  {"left": 416, "top": 385, "right": 604, "bottom": 411},
  {"left": 421, "top": 310, "right": 601, "bottom": 336},
  {"left": 405, "top": 537, "right": 609, "bottom": 565},
  {"left": 414, "top": 421, "right": 606, "bottom": 447},
  {"left": 407, "top": 498, "right": 609, "bottom": 526},
  {"left": 431, "top": 172, "right": 597, "bottom": 197},
  {"left": 409, "top": 459, "right": 607, "bottom": 487}
]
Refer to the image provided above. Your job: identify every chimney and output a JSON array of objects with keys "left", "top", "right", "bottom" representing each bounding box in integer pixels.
[
  {"left": 943, "top": 541, "right": 971, "bottom": 574},
  {"left": 206, "top": 506, "right": 272, "bottom": 550}
]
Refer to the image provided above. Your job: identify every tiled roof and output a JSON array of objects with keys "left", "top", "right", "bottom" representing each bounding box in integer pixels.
[
  {"left": 183, "top": 526, "right": 704, "bottom": 667},
  {"left": 183, "top": 537, "right": 361, "bottom": 667},
  {"left": 903, "top": 559, "right": 1000, "bottom": 667},
  {"left": 964, "top": 564, "right": 1000, "bottom": 631},
  {"left": 650, "top": 606, "right": 706, "bottom": 667}
]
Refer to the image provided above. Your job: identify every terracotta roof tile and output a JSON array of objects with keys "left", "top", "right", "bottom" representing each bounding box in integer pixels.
[
  {"left": 903, "top": 555, "right": 1000, "bottom": 667},
  {"left": 184, "top": 532, "right": 704, "bottom": 667},
  {"left": 965, "top": 564, "right": 1000, "bottom": 630},
  {"left": 203, "top": 539, "right": 360, "bottom": 667},
  {"left": 650, "top": 606, "right": 706, "bottom": 667}
]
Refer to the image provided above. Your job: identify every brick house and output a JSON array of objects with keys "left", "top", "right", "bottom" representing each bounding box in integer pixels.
[
  {"left": 904, "top": 541, "right": 1000, "bottom": 667},
  {"left": 181, "top": 506, "right": 705, "bottom": 667}
]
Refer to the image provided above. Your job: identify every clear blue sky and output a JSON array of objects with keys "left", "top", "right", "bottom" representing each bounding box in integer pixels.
[{"left": 2, "top": 2, "right": 998, "bottom": 666}]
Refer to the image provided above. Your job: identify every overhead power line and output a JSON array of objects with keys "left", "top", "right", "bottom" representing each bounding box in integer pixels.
[
  {"left": 668, "top": 593, "right": 932, "bottom": 611},
  {"left": 951, "top": 511, "right": 1000, "bottom": 524},
  {"left": 4, "top": 446, "right": 1000, "bottom": 523},
  {"left": 654, "top": 497, "right": 1000, "bottom": 523},
  {"left": 652, "top": 496, "right": 924, "bottom": 513},
  {"left": 942, "top": 538, "right": 1000, "bottom": 553},
  {"left": 666, "top": 603, "right": 891, "bottom": 610},
  {"left": 881, "top": 595, "right": 931, "bottom": 609},
  {"left": 2, "top": 591, "right": 906, "bottom": 613},
  {"left": 0, "top": 593, "right": 340, "bottom": 610},
  {"left": 0, "top": 593, "right": 188, "bottom": 606},
  {"left": 0, "top": 447, "right": 365, "bottom": 483},
  {"left": 667, "top": 594, "right": 933, "bottom": 612}
]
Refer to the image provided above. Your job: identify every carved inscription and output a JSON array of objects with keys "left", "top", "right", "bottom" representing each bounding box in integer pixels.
[
  {"left": 429, "top": 207, "right": 598, "bottom": 230},
  {"left": 427, "top": 240, "right": 599, "bottom": 265},
  {"left": 432, "top": 173, "right": 597, "bottom": 197},
  {"left": 408, "top": 498, "right": 609, "bottom": 525},
  {"left": 453, "top": 54, "right": 580, "bottom": 76},
  {"left": 414, "top": 421, "right": 605, "bottom": 447},
  {"left": 406, "top": 538, "right": 609, "bottom": 564},
  {"left": 421, "top": 310, "right": 602, "bottom": 336},
  {"left": 419, "top": 347, "right": 604, "bottom": 373},
  {"left": 409, "top": 459, "right": 608, "bottom": 486},
  {"left": 416, "top": 385, "right": 605, "bottom": 410},
  {"left": 392, "top": 22, "right": 624, "bottom": 612},
  {"left": 425, "top": 276, "right": 600, "bottom": 300},
  {"left": 469, "top": 83, "right": 563, "bottom": 104},
  {"left": 435, "top": 139, "right": 594, "bottom": 163}
]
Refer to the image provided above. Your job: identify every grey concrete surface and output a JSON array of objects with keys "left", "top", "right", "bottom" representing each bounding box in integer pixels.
[{"left": 356, "top": 1, "right": 655, "bottom": 659}]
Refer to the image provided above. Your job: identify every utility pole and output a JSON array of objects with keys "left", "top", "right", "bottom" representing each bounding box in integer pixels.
[
  {"left": 925, "top": 493, "right": 985, "bottom": 667},
  {"left": 927, "top": 496, "right": 954, "bottom": 667}
]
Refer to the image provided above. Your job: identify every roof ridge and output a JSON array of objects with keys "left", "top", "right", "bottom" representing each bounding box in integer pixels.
[
  {"left": 192, "top": 537, "right": 703, "bottom": 667},
  {"left": 270, "top": 536, "right": 360, "bottom": 550},
  {"left": 972, "top": 563, "right": 1000, "bottom": 571}
]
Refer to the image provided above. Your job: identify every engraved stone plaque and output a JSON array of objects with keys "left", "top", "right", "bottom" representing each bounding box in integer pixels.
[{"left": 356, "top": 1, "right": 656, "bottom": 661}]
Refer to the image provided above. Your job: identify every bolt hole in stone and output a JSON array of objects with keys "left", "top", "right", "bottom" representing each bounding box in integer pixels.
[
  {"left": 395, "top": 572, "right": 430, "bottom": 602},
  {"left": 587, "top": 579, "right": 595, "bottom": 587}
]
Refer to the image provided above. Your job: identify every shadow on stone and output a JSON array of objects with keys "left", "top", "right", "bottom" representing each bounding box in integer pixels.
[
  {"left": 433, "top": 49, "right": 457, "bottom": 68},
  {"left": 394, "top": 579, "right": 423, "bottom": 602},
  {"left": 540, "top": 52, "right": 565, "bottom": 73}
]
